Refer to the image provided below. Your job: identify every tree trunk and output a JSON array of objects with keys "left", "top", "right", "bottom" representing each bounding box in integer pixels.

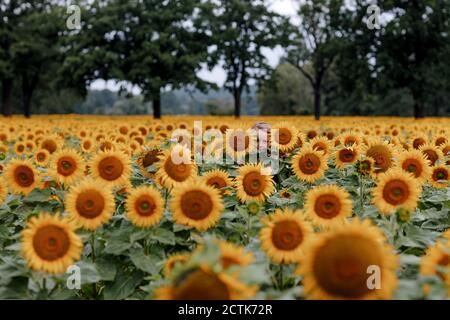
[
  {"left": 2, "top": 79, "right": 13, "bottom": 117},
  {"left": 233, "top": 90, "right": 241, "bottom": 118},
  {"left": 413, "top": 101, "right": 424, "bottom": 119},
  {"left": 153, "top": 89, "right": 161, "bottom": 119},
  {"left": 313, "top": 87, "right": 321, "bottom": 121},
  {"left": 22, "top": 92, "right": 32, "bottom": 118}
]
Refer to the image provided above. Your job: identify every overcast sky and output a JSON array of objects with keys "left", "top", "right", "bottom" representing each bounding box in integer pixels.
[{"left": 90, "top": 0, "right": 297, "bottom": 93}]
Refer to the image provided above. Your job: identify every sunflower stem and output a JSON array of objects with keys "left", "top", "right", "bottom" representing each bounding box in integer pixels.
[
  {"left": 90, "top": 232, "right": 98, "bottom": 298},
  {"left": 359, "top": 174, "right": 364, "bottom": 214},
  {"left": 278, "top": 264, "right": 284, "bottom": 290}
]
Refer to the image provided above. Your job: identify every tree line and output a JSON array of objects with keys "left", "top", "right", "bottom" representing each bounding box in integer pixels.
[{"left": 1, "top": 0, "right": 449, "bottom": 119}]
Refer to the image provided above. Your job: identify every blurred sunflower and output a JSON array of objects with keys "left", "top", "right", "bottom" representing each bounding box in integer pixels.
[
  {"left": 260, "top": 208, "right": 313, "bottom": 264},
  {"left": 155, "top": 265, "right": 255, "bottom": 300},
  {"left": 419, "top": 144, "right": 444, "bottom": 166},
  {"left": 364, "top": 139, "right": 395, "bottom": 174},
  {"left": 65, "top": 178, "right": 115, "bottom": 230},
  {"left": 296, "top": 219, "right": 398, "bottom": 300},
  {"left": 310, "top": 136, "right": 333, "bottom": 156},
  {"left": 125, "top": 185, "right": 164, "bottom": 228},
  {"left": 164, "top": 253, "right": 190, "bottom": 276},
  {"left": 5, "top": 159, "right": 40, "bottom": 195},
  {"left": 334, "top": 145, "right": 360, "bottom": 169},
  {"left": 304, "top": 185, "right": 353, "bottom": 227},
  {"left": 137, "top": 146, "right": 163, "bottom": 178},
  {"left": 21, "top": 213, "right": 82, "bottom": 274},
  {"left": 396, "top": 149, "right": 431, "bottom": 183},
  {"left": 372, "top": 168, "right": 421, "bottom": 215},
  {"left": 39, "top": 134, "right": 62, "bottom": 154},
  {"left": 0, "top": 176, "right": 7, "bottom": 206},
  {"left": 271, "top": 122, "right": 298, "bottom": 153},
  {"left": 81, "top": 138, "right": 94, "bottom": 153},
  {"left": 218, "top": 241, "right": 254, "bottom": 269},
  {"left": 429, "top": 165, "right": 449, "bottom": 189},
  {"left": 420, "top": 240, "right": 450, "bottom": 296},
  {"left": 170, "top": 180, "right": 223, "bottom": 231},
  {"left": 34, "top": 149, "right": 50, "bottom": 166}
]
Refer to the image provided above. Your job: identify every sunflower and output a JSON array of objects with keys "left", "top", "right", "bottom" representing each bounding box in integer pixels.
[
  {"left": 429, "top": 165, "right": 449, "bottom": 189},
  {"left": 420, "top": 240, "right": 450, "bottom": 296},
  {"left": 49, "top": 149, "right": 85, "bottom": 185},
  {"left": 411, "top": 135, "right": 428, "bottom": 150},
  {"left": 39, "top": 134, "right": 62, "bottom": 154},
  {"left": 81, "top": 138, "right": 94, "bottom": 153},
  {"left": 355, "top": 157, "right": 375, "bottom": 177},
  {"left": 155, "top": 265, "right": 255, "bottom": 300},
  {"left": 218, "top": 241, "right": 254, "bottom": 269},
  {"left": 5, "top": 159, "right": 40, "bottom": 195},
  {"left": 235, "top": 163, "right": 275, "bottom": 203},
  {"left": 310, "top": 136, "right": 333, "bottom": 156},
  {"left": 170, "top": 180, "right": 223, "bottom": 231},
  {"left": 225, "top": 127, "right": 254, "bottom": 159},
  {"left": 164, "top": 253, "right": 190, "bottom": 276},
  {"left": 137, "top": 146, "right": 163, "bottom": 178},
  {"left": 434, "top": 135, "right": 448, "bottom": 147},
  {"left": 279, "top": 188, "right": 293, "bottom": 199},
  {"left": 202, "top": 169, "right": 232, "bottom": 195},
  {"left": 90, "top": 150, "right": 131, "bottom": 188},
  {"left": 334, "top": 145, "right": 360, "bottom": 169},
  {"left": 125, "top": 186, "right": 164, "bottom": 228},
  {"left": 419, "top": 144, "right": 444, "bottom": 166},
  {"left": 364, "top": 140, "right": 395, "bottom": 174},
  {"left": 339, "top": 131, "right": 362, "bottom": 147},
  {"left": 21, "top": 213, "right": 82, "bottom": 274},
  {"left": 291, "top": 145, "right": 328, "bottom": 183},
  {"left": 305, "top": 185, "right": 353, "bottom": 227},
  {"left": 65, "top": 178, "right": 115, "bottom": 230},
  {"left": 296, "top": 219, "right": 399, "bottom": 300},
  {"left": 14, "top": 141, "right": 26, "bottom": 155},
  {"left": 260, "top": 208, "right": 313, "bottom": 264},
  {"left": 395, "top": 149, "right": 431, "bottom": 183},
  {"left": 372, "top": 168, "right": 421, "bottom": 215},
  {"left": 155, "top": 146, "right": 197, "bottom": 189},
  {"left": 0, "top": 176, "right": 7, "bottom": 206},
  {"left": 34, "top": 149, "right": 50, "bottom": 166},
  {"left": 271, "top": 123, "right": 298, "bottom": 152}
]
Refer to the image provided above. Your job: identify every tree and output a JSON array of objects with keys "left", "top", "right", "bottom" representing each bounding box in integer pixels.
[
  {"left": 258, "top": 63, "right": 312, "bottom": 115},
  {"left": 286, "top": 0, "right": 344, "bottom": 120},
  {"left": 209, "top": 0, "right": 288, "bottom": 118},
  {"left": 62, "top": 0, "right": 213, "bottom": 119},
  {"left": 0, "top": 1, "right": 66, "bottom": 117},
  {"left": 376, "top": 0, "right": 450, "bottom": 118}
]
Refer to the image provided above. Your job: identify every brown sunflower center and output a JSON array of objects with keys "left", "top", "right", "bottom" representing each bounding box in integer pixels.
[
  {"left": 83, "top": 141, "right": 91, "bottom": 150},
  {"left": 206, "top": 176, "right": 227, "bottom": 189},
  {"left": 242, "top": 171, "right": 265, "bottom": 196},
  {"left": 433, "top": 169, "right": 448, "bottom": 181},
  {"left": 313, "top": 142, "right": 327, "bottom": 154},
  {"left": 14, "top": 165, "right": 35, "bottom": 187},
  {"left": 413, "top": 138, "right": 426, "bottom": 150},
  {"left": 382, "top": 179, "right": 410, "bottom": 206},
  {"left": 435, "top": 137, "right": 446, "bottom": 146},
  {"left": 142, "top": 150, "right": 162, "bottom": 167},
  {"left": 422, "top": 149, "right": 439, "bottom": 166},
  {"left": 32, "top": 225, "right": 70, "bottom": 261},
  {"left": 42, "top": 140, "right": 57, "bottom": 154},
  {"left": 298, "top": 153, "right": 321, "bottom": 175},
  {"left": 402, "top": 159, "right": 422, "bottom": 178},
  {"left": 180, "top": 190, "right": 213, "bottom": 220},
  {"left": 164, "top": 156, "right": 192, "bottom": 182},
  {"left": 366, "top": 145, "right": 392, "bottom": 173},
  {"left": 75, "top": 189, "right": 105, "bottom": 219},
  {"left": 339, "top": 149, "right": 356, "bottom": 163},
  {"left": 98, "top": 156, "right": 124, "bottom": 181},
  {"left": 173, "top": 268, "right": 230, "bottom": 300},
  {"left": 277, "top": 128, "right": 292, "bottom": 145},
  {"left": 312, "top": 235, "right": 382, "bottom": 299},
  {"left": 314, "top": 194, "right": 342, "bottom": 219},
  {"left": 57, "top": 156, "right": 77, "bottom": 176},
  {"left": 271, "top": 220, "right": 303, "bottom": 251},
  {"left": 134, "top": 195, "right": 156, "bottom": 217},
  {"left": 37, "top": 152, "right": 46, "bottom": 162}
]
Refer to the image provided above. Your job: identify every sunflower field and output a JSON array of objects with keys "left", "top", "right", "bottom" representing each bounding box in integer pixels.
[{"left": 0, "top": 115, "right": 449, "bottom": 300}]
